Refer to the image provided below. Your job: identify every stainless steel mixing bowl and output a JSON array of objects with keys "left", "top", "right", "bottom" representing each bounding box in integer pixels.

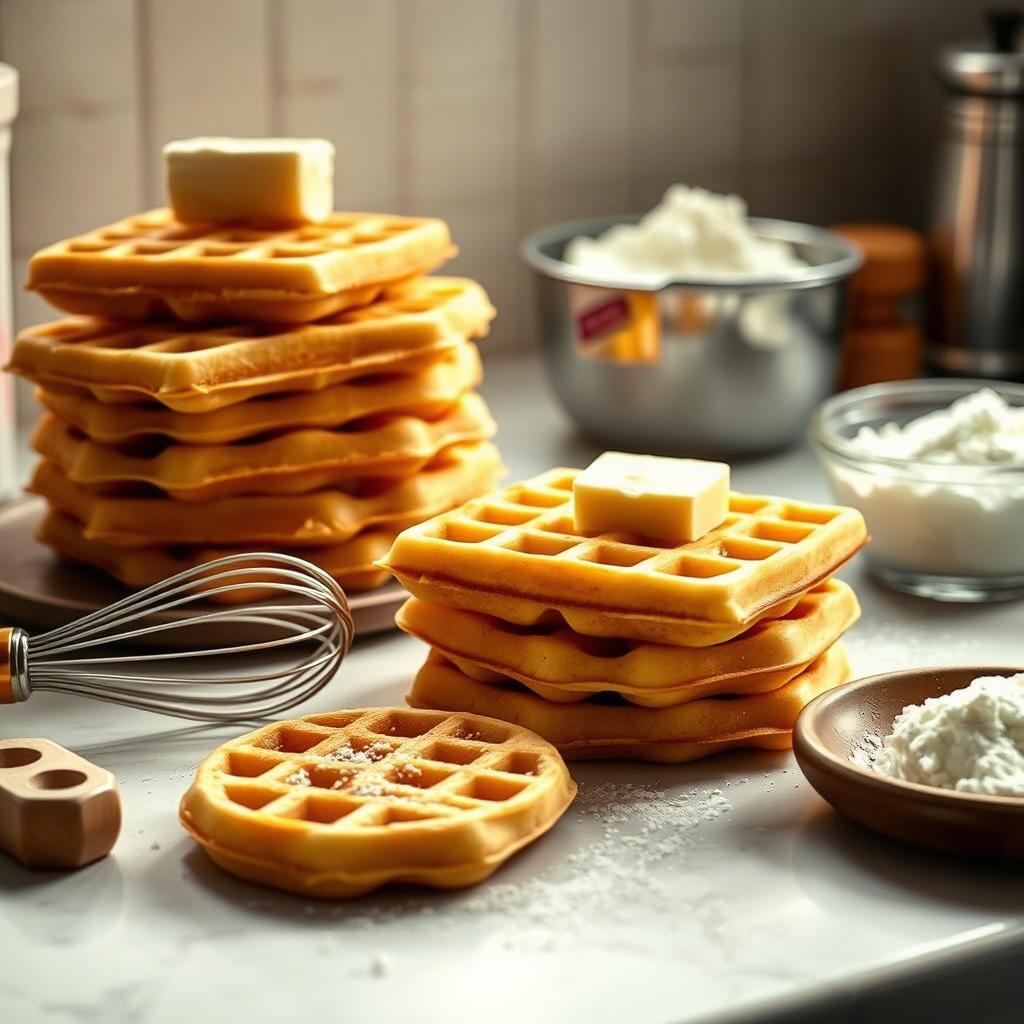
[{"left": 521, "top": 215, "right": 862, "bottom": 456}]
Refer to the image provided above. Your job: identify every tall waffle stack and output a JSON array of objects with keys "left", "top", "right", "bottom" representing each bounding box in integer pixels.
[
  {"left": 380, "top": 466, "right": 867, "bottom": 763},
  {"left": 7, "top": 207, "right": 504, "bottom": 598}
]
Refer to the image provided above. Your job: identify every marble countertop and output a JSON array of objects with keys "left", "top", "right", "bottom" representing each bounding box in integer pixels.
[{"left": 3, "top": 351, "right": 1024, "bottom": 1024}]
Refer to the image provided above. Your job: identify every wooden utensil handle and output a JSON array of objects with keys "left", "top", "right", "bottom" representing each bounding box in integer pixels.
[
  {"left": 0, "top": 625, "right": 29, "bottom": 704},
  {"left": 0, "top": 737, "right": 121, "bottom": 868}
]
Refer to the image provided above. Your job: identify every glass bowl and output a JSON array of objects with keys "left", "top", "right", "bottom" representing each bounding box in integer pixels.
[{"left": 810, "top": 378, "right": 1024, "bottom": 602}]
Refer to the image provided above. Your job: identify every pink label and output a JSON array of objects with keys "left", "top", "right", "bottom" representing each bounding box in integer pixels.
[{"left": 576, "top": 295, "right": 630, "bottom": 343}]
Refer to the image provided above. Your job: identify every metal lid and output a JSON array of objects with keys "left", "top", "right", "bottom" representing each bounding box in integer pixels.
[
  {"left": 937, "top": 10, "right": 1024, "bottom": 97},
  {"left": 0, "top": 64, "right": 18, "bottom": 125}
]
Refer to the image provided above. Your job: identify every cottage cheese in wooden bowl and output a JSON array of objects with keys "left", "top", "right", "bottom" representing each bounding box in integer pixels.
[{"left": 811, "top": 379, "right": 1024, "bottom": 601}]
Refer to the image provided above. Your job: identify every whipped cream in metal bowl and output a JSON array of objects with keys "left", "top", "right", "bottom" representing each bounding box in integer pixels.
[
  {"left": 813, "top": 382, "right": 1024, "bottom": 595},
  {"left": 564, "top": 184, "right": 805, "bottom": 280},
  {"left": 563, "top": 185, "right": 807, "bottom": 351}
]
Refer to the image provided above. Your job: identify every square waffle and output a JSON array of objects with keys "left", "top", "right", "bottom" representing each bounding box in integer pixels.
[
  {"left": 396, "top": 579, "right": 859, "bottom": 708},
  {"left": 27, "top": 208, "right": 455, "bottom": 323},
  {"left": 32, "top": 393, "right": 496, "bottom": 502},
  {"left": 39, "top": 511, "right": 397, "bottom": 600},
  {"left": 9, "top": 277, "right": 493, "bottom": 412},
  {"left": 379, "top": 468, "right": 867, "bottom": 646},
  {"left": 30, "top": 440, "right": 504, "bottom": 547},
  {"left": 35, "top": 342, "right": 483, "bottom": 444},
  {"left": 407, "top": 644, "right": 850, "bottom": 764},
  {"left": 179, "top": 707, "right": 577, "bottom": 898}
]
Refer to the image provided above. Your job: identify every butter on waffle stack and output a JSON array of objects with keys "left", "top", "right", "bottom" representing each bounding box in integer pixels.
[
  {"left": 6, "top": 138, "right": 504, "bottom": 599},
  {"left": 379, "top": 461, "right": 867, "bottom": 763}
]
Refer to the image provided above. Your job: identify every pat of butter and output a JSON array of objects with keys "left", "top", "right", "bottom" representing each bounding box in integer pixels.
[
  {"left": 573, "top": 452, "right": 730, "bottom": 543},
  {"left": 164, "top": 137, "right": 335, "bottom": 224}
]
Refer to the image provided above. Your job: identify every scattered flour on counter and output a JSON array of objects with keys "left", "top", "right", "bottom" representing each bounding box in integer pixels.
[
  {"left": 314, "top": 781, "right": 732, "bottom": 946},
  {"left": 369, "top": 952, "right": 392, "bottom": 977},
  {"left": 462, "top": 783, "right": 731, "bottom": 925},
  {"left": 873, "top": 673, "right": 1024, "bottom": 795}
]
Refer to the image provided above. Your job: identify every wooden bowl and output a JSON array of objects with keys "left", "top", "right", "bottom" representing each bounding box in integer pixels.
[{"left": 793, "top": 666, "right": 1024, "bottom": 859}]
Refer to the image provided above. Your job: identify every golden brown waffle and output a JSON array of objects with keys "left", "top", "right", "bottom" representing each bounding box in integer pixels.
[
  {"left": 28, "top": 208, "right": 455, "bottom": 323},
  {"left": 30, "top": 440, "right": 504, "bottom": 547},
  {"left": 179, "top": 707, "right": 577, "bottom": 898},
  {"left": 379, "top": 468, "right": 867, "bottom": 646},
  {"left": 39, "top": 510, "right": 394, "bottom": 599},
  {"left": 32, "top": 394, "right": 496, "bottom": 502},
  {"left": 9, "top": 277, "right": 493, "bottom": 412},
  {"left": 36, "top": 343, "right": 483, "bottom": 444},
  {"left": 408, "top": 644, "right": 850, "bottom": 763},
  {"left": 397, "top": 579, "right": 859, "bottom": 708}
]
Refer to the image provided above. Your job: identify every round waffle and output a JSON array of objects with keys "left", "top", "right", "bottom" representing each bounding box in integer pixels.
[
  {"left": 180, "top": 707, "right": 577, "bottom": 898},
  {"left": 407, "top": 644, "right": 850, "bottom": 764}
]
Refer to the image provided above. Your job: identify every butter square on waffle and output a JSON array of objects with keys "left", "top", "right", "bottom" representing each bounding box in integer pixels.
[
  {"left": 9, "top": 277, "right": 494, "bottom": 412},
  {"left": 27, "top": 208, "right": 456, "bottom": 323},
  {"left": 179, "top": 707, "right": 576, "bottom": 897},
  {"left": 379, "top": 468, "right": 868, "bottom": 646}
]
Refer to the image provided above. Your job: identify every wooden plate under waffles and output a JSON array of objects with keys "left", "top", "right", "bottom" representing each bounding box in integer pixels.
[{"left": 0, "top": 498, "right": 404, "bottom": 646}]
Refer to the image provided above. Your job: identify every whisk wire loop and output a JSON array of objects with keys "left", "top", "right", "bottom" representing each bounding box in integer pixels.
[{"left": 5, "top": 553, "right": 356, "bottom": 722}]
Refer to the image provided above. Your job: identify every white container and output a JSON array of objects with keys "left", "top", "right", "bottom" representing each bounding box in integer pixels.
[
  {"left": 812, "top": 379, "right": 1024, "bottom": 603},
  {"left": 0, "top": 64, "right": 17, "bottom": 502}
]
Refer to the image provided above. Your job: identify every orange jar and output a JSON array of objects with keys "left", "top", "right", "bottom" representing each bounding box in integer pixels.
[{"left": 829, "top": 223, "right": 926, "bottom": 390}]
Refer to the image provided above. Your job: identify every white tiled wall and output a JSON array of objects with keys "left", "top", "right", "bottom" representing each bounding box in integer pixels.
[{"left": 0, "top": 0, "right": 990, "bottom": 357}]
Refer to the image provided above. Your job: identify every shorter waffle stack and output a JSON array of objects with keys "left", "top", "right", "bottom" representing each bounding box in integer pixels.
[
  {"left": 380, "top": 467, "right": 867, "bottom": 763},
  {"left": 9, "top": 206, "right": 505, "bottom": 598}
]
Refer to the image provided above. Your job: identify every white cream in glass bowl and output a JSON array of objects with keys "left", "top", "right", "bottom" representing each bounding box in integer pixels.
[{"left": 811, "top": 379, "right": 1024, "bottom": 602}]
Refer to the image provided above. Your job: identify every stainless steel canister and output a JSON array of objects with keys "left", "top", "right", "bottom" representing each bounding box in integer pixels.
[{"left": 929, "top": 12, "right": 1024, "bottom": 380}]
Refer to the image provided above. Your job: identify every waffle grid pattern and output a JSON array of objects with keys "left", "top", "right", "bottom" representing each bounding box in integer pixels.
[
  {"left": 40, "top": 210, "right": 437, "bottom": 267},
  {"left": 425, "top": 473, "right": 837, "bottom": 576},
  {"left": 198, "top": 709, "right": 560, "bottom": 829},
  {"left": 384, "top": 468, "right": 866, "bottom": 629}
]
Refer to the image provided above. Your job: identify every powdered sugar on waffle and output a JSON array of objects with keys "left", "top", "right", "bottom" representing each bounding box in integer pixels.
[{"left": 326, "top": 740, "right": 394, "bottom": 765}]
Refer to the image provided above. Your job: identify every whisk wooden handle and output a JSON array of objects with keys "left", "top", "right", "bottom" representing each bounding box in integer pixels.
[
  {"left": 0, "top": 626, "right": 29, "bottom": 704},
  {"left": 0, "top": 627, "right": 14, "bottom": 704}
]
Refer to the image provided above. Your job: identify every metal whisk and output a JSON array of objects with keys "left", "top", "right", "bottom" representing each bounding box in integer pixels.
[{"left": 0, "top": 553, "right": 355, "bottom": 722}]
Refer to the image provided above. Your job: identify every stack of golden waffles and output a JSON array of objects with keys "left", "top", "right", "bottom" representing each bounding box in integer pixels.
[
  {"left": 7, "top": 208, "right": 504, "bottom": 597},
  {"left": 380, "top": 467, "right": 867, "bottom": 763}
]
